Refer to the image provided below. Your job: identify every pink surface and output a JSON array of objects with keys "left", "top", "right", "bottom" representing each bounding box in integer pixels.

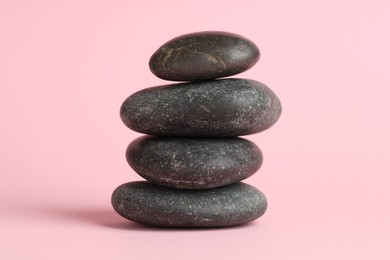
[{"left": 1, "top": 0, "right": 390, "bottom": 259}]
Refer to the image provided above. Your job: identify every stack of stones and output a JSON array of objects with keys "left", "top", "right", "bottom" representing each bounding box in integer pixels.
[{"left": 112, "top": 31, "right": 282, "bottom": 228}]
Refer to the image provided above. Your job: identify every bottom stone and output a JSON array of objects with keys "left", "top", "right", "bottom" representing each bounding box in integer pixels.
[{"left": 111, "top": 181, "right": 267, "bottom": 228}]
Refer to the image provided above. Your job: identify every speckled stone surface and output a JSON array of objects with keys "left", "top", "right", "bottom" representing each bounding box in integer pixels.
[
  {"left": 149, "top": 31, "right": 260, "bottom": 81},
  {"left": 120, "top": 78, "right": 282, "bottom": 137},
  {"left": 111, "top": 181, "right": 267, "bottom": 227},
  {"left": 126, "top": 136, "right": 263, "bottom": 189}
]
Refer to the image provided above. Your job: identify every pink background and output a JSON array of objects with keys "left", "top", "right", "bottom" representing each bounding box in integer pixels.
[{"left": 1, "top": 0, "right": 389, "bottom": 259}]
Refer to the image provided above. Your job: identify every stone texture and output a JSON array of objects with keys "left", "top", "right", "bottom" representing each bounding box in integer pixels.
[
  {"left": 120, "top": 78, "right": 282, "bottom": 137},
  {"left": 126, "top": 136, "right": 263, "bottom": 189},
  {"left": 149, "top": 31, "right": 260, "bottom": 81},
  {"left": 111, "top": 181, "right": 267, "bottom": 227}
]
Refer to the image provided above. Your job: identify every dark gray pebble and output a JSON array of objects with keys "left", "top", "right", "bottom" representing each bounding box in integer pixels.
[
  {"left": 126, "top": 136, "right": 263, "bottom": 189},
  {"left": 111, "top": 181, "right": 267, "bottom": 228},
  {"left": 120, "top": 78, "right": 282, "bottom": 137},
  {"left": 149, "top": 31, "right": 260, "bottom": 81}
]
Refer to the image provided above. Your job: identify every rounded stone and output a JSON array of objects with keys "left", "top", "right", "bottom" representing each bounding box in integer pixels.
[
  {"left": 126, "top": 136, "right": 263, "bottom": 189},
  {"left": 111, "top": 181, "right": 267, "bottom": 228},
  {"left": 120, "top": 78, "right": 282, "bottom": 137},
  {"left": 149, "top": 31, "right": 260, "bottom": 81}
]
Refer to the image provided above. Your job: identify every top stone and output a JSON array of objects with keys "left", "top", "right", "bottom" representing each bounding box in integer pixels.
[{"left": 149, "top": 31, "right": 260, "bottom": 82}]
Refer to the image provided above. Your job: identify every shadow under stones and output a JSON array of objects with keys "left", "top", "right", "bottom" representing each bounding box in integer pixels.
[{"left": 31, "top": 204, "right": 258, "bottom": 231}]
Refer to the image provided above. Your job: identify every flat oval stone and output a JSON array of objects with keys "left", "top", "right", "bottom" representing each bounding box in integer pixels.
[
  {"left": 111, "top": 181, "right": 267, "bottom": 227},
  {"left": 120, "top": 78, "right": 282, "bottom": 137},
  {"left": 149, "top": 31, "right": 260, "bottom": 81},
  {"left": 126, "top": 136, "right": 263, "bottom": 189}
]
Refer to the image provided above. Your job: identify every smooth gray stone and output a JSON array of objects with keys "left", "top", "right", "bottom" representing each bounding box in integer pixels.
[
  {"left": 126, "top": 136, "right": 263, "bottom": 189},
  {"left": 111, "top": 181, "right": 267, "bottom": 228},
  {"left": 120, "top": 78, "right": 282, "bottom": 137},
  {"left": 149, "top": 31, "right": 260, "bottom": 81}
]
